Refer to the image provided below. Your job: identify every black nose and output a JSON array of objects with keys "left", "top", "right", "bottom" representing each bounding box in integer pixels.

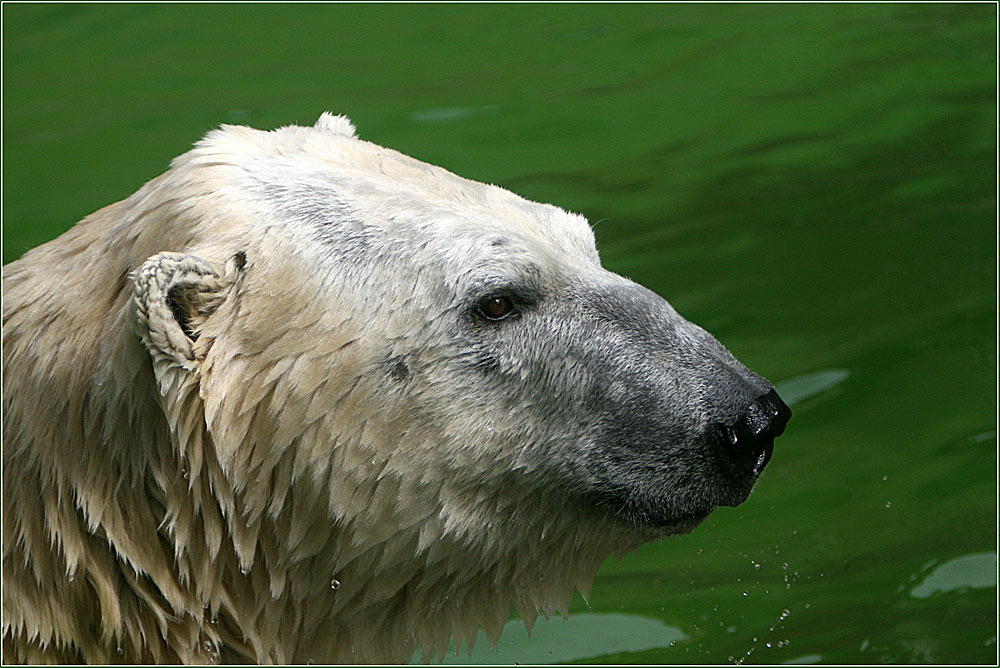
[{"left": 721, "top": 389, "right": 791, "bottom": 476}]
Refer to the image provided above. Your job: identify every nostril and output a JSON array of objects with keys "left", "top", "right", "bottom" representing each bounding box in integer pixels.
[
  {"left": 719, "top": 389, "right": 791, "bottom": 477},
  {"left": 760, "top": 388, "right": 791, "bottom": 437}
]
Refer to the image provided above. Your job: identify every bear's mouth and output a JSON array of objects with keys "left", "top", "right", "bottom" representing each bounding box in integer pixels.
[
  {"left": 718, "top": 435, "right": 774, "bottom": 486},
  {"left": 587, "top": 485, "right": 733, "bottom": 535},
  {"left": 585, "top": 450, "right": 769, "bottom": 534}
]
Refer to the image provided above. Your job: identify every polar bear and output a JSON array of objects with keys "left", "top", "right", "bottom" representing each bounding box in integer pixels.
[{"left": 1, "top": 113, "right": 790, "bottom": 664}]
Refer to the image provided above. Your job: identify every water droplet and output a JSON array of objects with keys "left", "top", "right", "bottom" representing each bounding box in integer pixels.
[
  {"left": 204, "top": 641, "right": 213, "bottom": 652},
  {"left": 696, "top": 548, "right": 703, "bottom": 555},
  {"left": 754, "top": 562, "right": 761, "bottom": 570},
  {"left": 116, "top": 646, "right": 123, "bottom": 655},
  {"left": 330, "top": 578, "right": 341, "bottom": 590},
  {"left": 486, "top": 421, "right": 495, "bottom": 432},
  {"left": 765, "top": 642, "right": 772, "bottom": 648},
  {"left": 882, "top": 475, "right": 888, "bottom": 481},
  {"left": 742, "top": 591, "right": 749, "bottom": 597},
  {"left": 885, "top": 501, "right": 892, "bottom": 508},
  {"left": 781, "top": 608, "right": 790, "bottom": 618},
  {"left": 182, "top": 468, "right": 189, "bottom": 480},
  {"left": 68, "top": 574, "right": 76, "bottom": 583},
  {"left": 782, "top": 562, "right": 789, "bottom": 570},
  {"left": 240, "top": 567, "right": 248, "bottom": 575},
  {"left": 804, "top": 603, "right": 811, "bottom": 609}
]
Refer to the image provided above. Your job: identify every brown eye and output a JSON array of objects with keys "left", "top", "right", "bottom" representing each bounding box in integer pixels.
[{"left": 479, "top": 295, "right": 515, "bottom": 321}]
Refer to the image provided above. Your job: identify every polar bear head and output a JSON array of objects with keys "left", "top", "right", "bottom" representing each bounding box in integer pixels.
[{"left": 120, "top": 113, "right": 791, "bottom": 662}]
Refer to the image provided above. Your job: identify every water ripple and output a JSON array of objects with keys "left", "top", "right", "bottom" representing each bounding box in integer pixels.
[
  {"left": 417, "top": 612, "right": 687, "bottom": 664},
  {"left": 910, "top": 552, "right": 997, "bottom": 599},
  {"left": 774, "top": 369, "right": 850, "bottom": 407}
]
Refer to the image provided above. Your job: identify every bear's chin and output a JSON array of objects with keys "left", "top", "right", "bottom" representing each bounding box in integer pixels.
[
  {"left": 591, "top": 477, "right": 762, "bottom": 538},
  {"left": 590, "top": 501, "right": 714, "bottom": 539},
  {"left": 639, "top": 508, "right": 715, "bottom": 536},
  {"left": 637, "top": 512, "right": 714, "bottom": 539}
]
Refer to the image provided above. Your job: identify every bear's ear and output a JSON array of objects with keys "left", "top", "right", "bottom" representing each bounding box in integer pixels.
[{"left": 131, "top": 251, "right": 246, "bottom": 376}]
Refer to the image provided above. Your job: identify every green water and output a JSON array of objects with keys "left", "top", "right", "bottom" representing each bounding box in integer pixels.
[{"left": 3, "top": 4, "right": 995, "bottom": 665}]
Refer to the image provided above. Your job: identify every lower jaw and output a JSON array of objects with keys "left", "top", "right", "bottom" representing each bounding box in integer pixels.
[
  {"left": 586, "top": 479, "right": 761, "bottom": 537},
  {"left": 608, "top": 506, "right": 716, "bottom": 539},
  {"left": 717, "top": 480, "right": 758, "bottom": 508},
  {"left": 611, "top": 484, "right": 761, "bottom": 536}
]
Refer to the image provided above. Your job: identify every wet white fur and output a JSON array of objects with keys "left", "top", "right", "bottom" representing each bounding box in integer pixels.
[{"left": 2, "top": 114, "right": 642, "bottom": 664}]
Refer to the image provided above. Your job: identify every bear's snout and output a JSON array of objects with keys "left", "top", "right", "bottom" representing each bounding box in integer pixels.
[{"left": 560, "top": 278, "right": 791, "bottom": 529}]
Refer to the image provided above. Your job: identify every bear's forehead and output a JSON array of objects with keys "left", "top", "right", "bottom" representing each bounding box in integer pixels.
[{"left": 180, "top": 114, "right": 600, "bottom": 266}]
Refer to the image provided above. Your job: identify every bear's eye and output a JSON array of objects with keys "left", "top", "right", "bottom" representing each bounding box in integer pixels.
[{"left": 477, "top": 294, "right": 517, "bottom": 321}]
